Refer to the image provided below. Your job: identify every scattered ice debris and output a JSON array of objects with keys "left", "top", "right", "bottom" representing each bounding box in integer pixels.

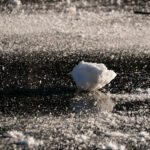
[
  {"left": 134, "top": 88, "right": 150, "bottom": 94},
  {"left": 66, "top": 6, "right": 77, "bottom": 14},
  {"left": 74, "top": 134, "right": 89, "bottom": 143},
  {"left": 77, "top": 34, "right": 84, "bottom": 38},
  {"left": 7, "top": 0, "right": 22, "bottom": 11},
  {"left": 109, "top": 91, "right": 150, "bottom": 102},
  {"left": 138, "top": 131, "right": 149, "bottom": 138},
  {"left": 100, "top": 142, "right": 125, "bottom": 150},
  {"left": 105, "top": 131, "right": 128, "bottom": 138},
  {"left": 39, "top": 80, "right": 42, "bottom": 84},
  {"left": 4, "top": 130, "right": 43, "bottom": 147},
  {"left": 71, "top": 91, "right": 115, "bottom": 113},
  {"left": 15, "top": 136, "right": 43, "bottom": 147},
  {"left": 2, "top": 66, "right": 5, "bottom": 71},
  {"left": 5, "top": 130, "right": 24, "bottom": 139},
  {"left": 105, "top": 131, "right": 150, "bottom": 144},
  {"left": 70, "top": 61, "right": 116, "bottom": 91},
  {"left": 128, "top": 131, "right": 150, "bottom": 143}
]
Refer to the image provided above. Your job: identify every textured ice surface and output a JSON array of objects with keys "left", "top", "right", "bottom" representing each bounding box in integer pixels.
[
  {"left": 70, "top": 61, "right": 116, "bottom": 91},
  {"left": 0, "top": 90, "right": 150, "bottom": 149},
  {"left": 0, "top": 9, "right": 150, "bottom": 55},
  {"left": 1, "top": 109, "right": 150, "bottom": 149},
  {"left": 0, "top": 3, "right": 150, "bottom": 150}
]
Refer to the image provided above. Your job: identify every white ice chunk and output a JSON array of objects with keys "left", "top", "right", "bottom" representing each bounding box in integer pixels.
[{"left": 70, "top": 61, "right": 116, "bottom": 91}]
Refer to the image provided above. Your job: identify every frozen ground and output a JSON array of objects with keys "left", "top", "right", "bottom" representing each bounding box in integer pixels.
[{"left": 0, "top": 2, "right": 150, "bottom": 150}]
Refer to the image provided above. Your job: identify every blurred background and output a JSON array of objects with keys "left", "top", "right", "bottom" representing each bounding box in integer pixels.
[{"left": 0, "top": 0, "right": 150, "bottom": 13}]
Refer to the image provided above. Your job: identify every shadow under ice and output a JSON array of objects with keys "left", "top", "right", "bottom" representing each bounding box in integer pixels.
[{"left": 0, "top": 88, "right": 114, "bottom": 116}]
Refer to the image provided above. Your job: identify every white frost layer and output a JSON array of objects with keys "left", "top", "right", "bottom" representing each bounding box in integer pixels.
[
  {"left": 5, "top": 130, "right": 43, "bottom": 147},
  {"left": 70, "top": 61, "right": 116, "bottom": 91}
]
